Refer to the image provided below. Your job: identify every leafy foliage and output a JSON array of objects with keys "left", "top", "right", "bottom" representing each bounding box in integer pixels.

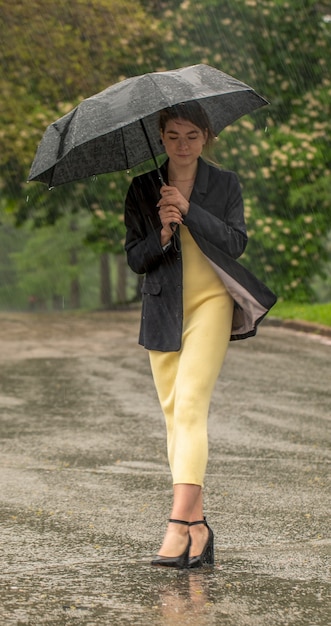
[
  {"left": 152, "top": 0, "right": 331, "bottom": 300},
  {"left": 11, "top": 214, "right": 98, "bottom": 309},
  {"left": 0, "top": 0, "right": 330, "bottom": 305},
  {"left": 0, "top": 0, "right": 164, "bottom": 186}
]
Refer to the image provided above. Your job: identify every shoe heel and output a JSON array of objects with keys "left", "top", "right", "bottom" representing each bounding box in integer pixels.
[
  {"left": 188, "top": 517, "right": 215, "bottom": 568},
  {"left": 203, "top": 536, "right": 214, "bottom": 565}
]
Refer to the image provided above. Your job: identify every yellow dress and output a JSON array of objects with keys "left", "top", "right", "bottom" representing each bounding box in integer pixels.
[{"left": 149, "top": 225, "right": 233, "bottom": 486}]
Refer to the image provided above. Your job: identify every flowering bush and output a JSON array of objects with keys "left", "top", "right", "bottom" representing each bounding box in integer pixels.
[
  {"left": 217, "top": 83, "right": 330, "bottom": 300},
  {"left": 2, "top": 0, "right": 330, "bottom": 303}
]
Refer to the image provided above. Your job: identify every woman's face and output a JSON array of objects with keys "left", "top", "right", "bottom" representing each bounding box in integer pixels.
[{"left": 160, "top": 118, "right": 206, "bottom": 169}]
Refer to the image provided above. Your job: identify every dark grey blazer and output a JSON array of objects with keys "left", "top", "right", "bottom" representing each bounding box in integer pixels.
[{"left": 125, "top": 157, "right": 276, "bottom": 351}]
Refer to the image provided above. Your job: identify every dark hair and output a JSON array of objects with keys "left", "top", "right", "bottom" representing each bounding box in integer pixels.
[{"left": 159, "top": 101, "right": 215, "bottom": 150}]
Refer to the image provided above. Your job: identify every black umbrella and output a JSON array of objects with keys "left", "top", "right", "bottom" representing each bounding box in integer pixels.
[{"left": 28, "top": 64, "right": 268, "bottom": 188}]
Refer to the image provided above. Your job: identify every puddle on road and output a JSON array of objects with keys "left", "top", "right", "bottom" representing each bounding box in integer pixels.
[{"left": 0, "top": 557, "right": 329, "bottom": 625}]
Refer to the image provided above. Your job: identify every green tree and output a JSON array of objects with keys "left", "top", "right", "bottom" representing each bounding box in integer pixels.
[
  {"left": 153, "top": 0, "right": 331, "bottom": 300},
  {"left": 11, "top": 213, "right": 98, "bottom": 310},
  {"left": 1, "top": 0, "right": 330, "bottom": 304},
  {"left": 0, "top": 0, "right": 165, "bottom": 187},
  {"left": 15, "top": 175, "right": 130, "bottom": 309},
  {"left": 0, "top": 0, "right": 167, "bottom": 308},
  {"left": 0, "top": 202, "right": 28, "bottom": 309}
]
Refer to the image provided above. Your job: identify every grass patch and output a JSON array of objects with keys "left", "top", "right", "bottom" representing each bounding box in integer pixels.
[{"left": 271, "top": 301, "right": 331, "bottom": 327}]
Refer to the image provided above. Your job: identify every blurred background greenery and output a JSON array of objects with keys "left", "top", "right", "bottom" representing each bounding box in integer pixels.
[{"left": 0, "top": 0, "right": 330, "bottom": 323}]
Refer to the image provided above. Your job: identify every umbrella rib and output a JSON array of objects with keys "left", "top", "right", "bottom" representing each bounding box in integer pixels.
[{"left": 55, "top": 108, "right": 79, "bottom": 160}]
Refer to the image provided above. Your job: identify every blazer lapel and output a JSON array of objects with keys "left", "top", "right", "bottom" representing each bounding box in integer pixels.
[{"left": 190, "top": 157, "right": 209, "bottom": 205}]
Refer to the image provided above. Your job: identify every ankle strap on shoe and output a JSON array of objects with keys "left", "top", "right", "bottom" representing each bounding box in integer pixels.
[
  {"left": 168, "top": 518, "right": 190, "bottom": 526},
  {"left": 189, "top": 517, "right": 207, "bottom": 527}
]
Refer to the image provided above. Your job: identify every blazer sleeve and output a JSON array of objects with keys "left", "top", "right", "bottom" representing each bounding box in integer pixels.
[
  {"left": 124, "top": 177, "right": 169, "bottom": 275},
  {"left": 183, "top": 170, "right": 247, "bottom": 259}
]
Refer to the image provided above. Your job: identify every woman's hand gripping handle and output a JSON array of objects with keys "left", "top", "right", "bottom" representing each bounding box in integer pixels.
[{"left": 157, "top": 185, "right": 189, "bottom": 247}]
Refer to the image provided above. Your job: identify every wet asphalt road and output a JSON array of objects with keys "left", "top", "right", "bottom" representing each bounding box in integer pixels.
[{"left": 0, "top": 311, "right": 330, "bottom": 625}]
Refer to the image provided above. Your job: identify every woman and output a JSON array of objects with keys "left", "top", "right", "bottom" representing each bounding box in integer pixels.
[{"left": 124, "top": 101, "right": 248, "bottom": 569}]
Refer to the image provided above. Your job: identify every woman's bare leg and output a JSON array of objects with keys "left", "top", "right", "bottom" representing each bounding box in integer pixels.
[
  {"left": 188, "top": 488, "right": 209, "bottom": 557},
  {"left": 157, "top": 484, "right": 208, "bottom": 557}
]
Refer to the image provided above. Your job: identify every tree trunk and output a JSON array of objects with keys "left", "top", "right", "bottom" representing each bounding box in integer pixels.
[
  {"left": 100, "top": 252, "right": 112, "bottom": 309},
  {"left": 69, "top": 221, "right": 80, "bottom": 309},
  {"left": 69, "top": 262, "right": 80, "bottom": 308},
  {"left": 52, "top": 294, "right": 63, "bottom": 310}
]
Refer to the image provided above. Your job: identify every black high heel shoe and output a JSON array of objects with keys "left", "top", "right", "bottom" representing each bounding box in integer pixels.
[
  {"left": 188, "top": 516, "right": 214, "bottom": 568},
  {"left": 151, "top": 519, "right": 191, "bottom": 569}
]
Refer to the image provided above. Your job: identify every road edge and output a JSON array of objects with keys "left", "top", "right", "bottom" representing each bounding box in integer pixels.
[{"left": 263, "top": 316, "right": 331, "bottom": 338}]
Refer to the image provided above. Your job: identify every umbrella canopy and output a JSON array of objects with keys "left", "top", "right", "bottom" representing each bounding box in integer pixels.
[{"left": 28, "top": 64, "right": 268, "bottom": 188}]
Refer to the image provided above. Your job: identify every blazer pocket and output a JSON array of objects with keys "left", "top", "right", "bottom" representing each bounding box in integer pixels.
[{"left": 141, "top": 281, "right": 162, "bottom": 296}]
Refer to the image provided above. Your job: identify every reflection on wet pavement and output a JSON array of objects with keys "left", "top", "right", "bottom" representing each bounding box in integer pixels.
[
  {"left": 0, "top": 313, "right": 330, "bottom": 624},
  {"left": 1, "top": 554, "right": 329, "bottom": 625}
]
